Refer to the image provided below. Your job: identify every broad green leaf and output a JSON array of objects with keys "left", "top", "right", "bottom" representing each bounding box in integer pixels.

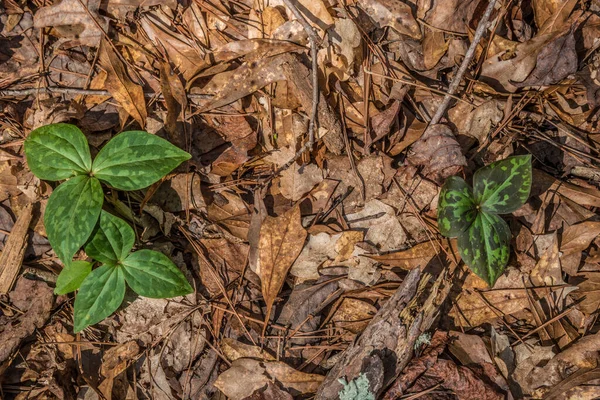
[
  {"left": 438, "top": 176, "right": 477, "bottom": 238},
  {"left": 24, "top": 123, "right": 92, "bottom": 180},
  {"left": 55, "top": 261, "right": 92, "bottom": 295},
  {"left": 85, "top": 211, "right": 135, "bottom": 264},
  {"left": 73, "top": 264, "right": 125, "bottom": 332},
  {"left": 474, "top": 155, "right": 532, "bottom": 214},
  {"left": 122, "top": 250, "right": 193, "bottom": 298},
  {"left": 45, "top": 176, "right": 103, "bottom": 264},
  {"left": 457, "top": 212, "right": 511, "bottom": 286},
  {"left": 91, "top": 131, "right": 191, "bottom": 191}
]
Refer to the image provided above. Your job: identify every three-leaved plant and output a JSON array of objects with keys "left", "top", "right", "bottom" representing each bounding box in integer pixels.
[
  {"left": 24, "top": 123, "right": 193, "bottom": 332},
  {"left": 437, "top": 155, "right": 532, "bottom": 286}
]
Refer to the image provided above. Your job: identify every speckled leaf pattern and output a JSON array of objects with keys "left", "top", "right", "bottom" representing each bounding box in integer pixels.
[
  {"left": 91, "top": 131, "right": 191, "bottom": 190},
  {"left": 55, "top": 261, "right": 92, "bottom": 295},
  {"left": 437, "top": 175, "right": 477, "bottom": 238},
  {"left": 457, "top": 212, "right": 511, "bottom": 286},
  {"left": 474, "top": 155, "right": 532, "bottom": 214},
  {"left": 121, "top": 250, "right": 193, "bottom": 298},
  {"left": 24, "top": 123, "right": 92, "bottom": 180},
  {"left": 73, "top": 264, "right": 125, "bottom": 332},
  {"left": 85, "top": 210, "right": 135, "bottom": 264},
  {"left": 45, "top": 175, "right": 103, "bottom": 264}
]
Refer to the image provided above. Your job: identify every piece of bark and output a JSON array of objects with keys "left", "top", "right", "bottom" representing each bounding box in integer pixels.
[
  {"left": 0, "top": 277, "right": 54, "bottom": 373},
  {"left": 281, "top": 54, "right": 344, "bottom": 155},
  {"left": 316, "top": 266, "right": 451, "bottom": 399},
  {"left": 0, "top": 202, "right": 33, "bottom": 294}
]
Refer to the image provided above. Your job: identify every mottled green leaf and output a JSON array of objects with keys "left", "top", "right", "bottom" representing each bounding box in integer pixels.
[
  {"left": 474, "top": 155, "right": 532, "bottom": 214},
  {"left": 457, "top": 212, "right": 511, "bottom": 286},
  {"left": 91, "top": 131, "right": 191, "bottom": 191},
  {"left": 85, "top": 211, "right": 134, "bottom": 264},
  {"left": 45, "top": 176, "right": 103, "bottom": 264},
  {"left": 438, "top": 175, "right": 477, "bottom": 238},
  {"left": 73, "top": 264, "right": 125, "bottom": 332},
  {"left": 55, "top": 261, "right": 92, "bottom": 295},
  {"left": 24, "top": 123, "right": 92, "bottom": 181},
  {"left": 122, "top": 250, "right": 193, "bottom": 298}
]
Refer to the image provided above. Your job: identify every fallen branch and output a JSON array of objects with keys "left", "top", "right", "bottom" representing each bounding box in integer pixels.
[
  {"left": 0, "top": 86, "right": 211, "bottom": 101},
  {"left": 428, "top": 0, "right": 498, "bottom": 126}
]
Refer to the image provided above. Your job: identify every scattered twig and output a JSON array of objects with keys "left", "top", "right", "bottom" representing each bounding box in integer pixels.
[
  {"left": 0, "top": 86, "right": 211, "bottom": 100},
  {"left": 427, "top": 0, "right": 498, "bottom": 126},
  {"left": 267, "top": 0, "right": 321, "bottom": 177}
]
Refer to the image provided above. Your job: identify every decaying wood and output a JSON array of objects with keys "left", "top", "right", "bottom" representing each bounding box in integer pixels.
[
  {"left": 0, "top": 203, "right": 33, "bottom": 294},
  {"left": 316, "top": 267, "right": 450, "bottom": 399}
]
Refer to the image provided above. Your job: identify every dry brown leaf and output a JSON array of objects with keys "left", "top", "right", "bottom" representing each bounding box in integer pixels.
[
  {"left": 368, "top": 239, "right": 458, "bottom": 271},
  {"left": 570, "top": 273, "right": 600, "bottom": 315},
  {"left": 33, "top": 0, "right": 108, "bottom": 48},
  {"left": 197, "top": 54, "right": 289, "bottom": 113},
  {"left": 221, "top": 338, "right": 276, "bottom": 362},
  {"left": 408, "top": 124, "right": 467, "bottom": 183},
  {"left": 481, "top": 32, "right": 558, "bottom": 92},
  {"left": 99, "top": 341, "right": 140, "bottom": 399},
  {"left": 533, "top": 169, "right": 600, "bottom": 208},
  {"left": 258, "top": 205, "right": 307, "bottom": 325},
  {"left": 213, "top": 39, "right": 304, "bottom": 64},
  {"left": 358, "top": 0, "right": 421, "bottom": 39},
  {"left": 451, "top": 273, "right": 571, "bottom": 327},
  {"left": 215, "top": 358, "right": 323, "bottom": 400},
  {"left": 422, "top": 29, "right": 448, "bottom": 70},
  {"left": 279, "top": 163, "right": 324, "bottom": 202},
  {"left": 99, "top": 40, "right": 147, "bottom": 128},
  {"left": 243, "top": 382, "right": 293, "bottom": 400},
  {"left": 513, "top": 29, "right": 577, "bottom": 88},
  {"left": 206, "top": 190, "right": 252, "bottom": 241},
  {"left": 331, "top": 298, "right": 377, "bottom": 335},
  {"left": 526, "top": 331, "right": 600, "bottom": 395},
  {"left": 560, "top": 221, "right": 600, "bottom": 275},
  {"left": 139, "top": 9, "right": 208, "bottom": 80},
  {"left": 159, "top": 62, "right": 186, "bottom": 142},
  {"left": 530, "top": 233, "right": 564, "bottom": 285}
]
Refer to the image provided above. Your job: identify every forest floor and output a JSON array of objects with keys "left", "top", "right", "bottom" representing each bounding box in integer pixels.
[{"left": 1, "top": 0, "right": 600, "bottom": 399}]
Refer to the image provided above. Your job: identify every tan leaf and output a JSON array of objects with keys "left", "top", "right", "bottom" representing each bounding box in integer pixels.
[
  {"left": 571, "top": 273, "right": 600, "bottom": 315},
  {"left": 215, "top": 358, "right": 323, "bottom": 400},
  {"left": 99, "top": 40, "right": 147, "bottom": 128},
  {"left": 357, "top": 0, "right": 421, "bottom": 39},
  {"left": 33, "top": 0, "right": 108, "bottom": 48},
  {"left": 258, "top": 205, "right": 307, "bottom": 325},
  {"left": 206, "top": 190, "right": 251, "bottom": 241},
  {"left": 139, "top": 9, "right": 208, "bottom": 80},
  {"left": 197, "top": 54, "right": 289, "bottom": 113},
  {"left": 451, "top": 274, "right": 571, "bottom": 327},
  {"left": 560, "top": 221, "right": 600, "bottom": 275},
  {"left": 533, "top": 169, "right": 600, "bottom": 208},
  {"left": 279, "top": 163, "right": 324, "bottom": 202},
  {"left": 368, "top": 239, "right": 458, "bottom": 270},
  {"left": 534, "top": 0, "right": 578, "bottom": 34},
  {"left": 423, "top": 29, "right": 448, "bottom": 70},
  {"left": 221, "top": 338, "right": 276, "bottom": 362},
  {"left": 159, "top": 62, "right": 187, "bottom": 142}
]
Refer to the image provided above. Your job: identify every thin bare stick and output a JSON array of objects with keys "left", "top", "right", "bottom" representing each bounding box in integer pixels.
[
  {"left": 0, "top": 86, "right": 211, "bottom": 100},
  {"left": 428, "top": 0, "right": 498, "bottom": 126},
  {"left": 280, "top": 0, "right": 320, "bottom": 156}
]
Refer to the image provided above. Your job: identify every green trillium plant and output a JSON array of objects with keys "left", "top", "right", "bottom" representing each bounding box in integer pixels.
[
  {"left": 24, "top": 123, "right": 193, "bottom": 332},
  {"left": 437, "top": 155, "right": 532, "bottom": 286}
]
